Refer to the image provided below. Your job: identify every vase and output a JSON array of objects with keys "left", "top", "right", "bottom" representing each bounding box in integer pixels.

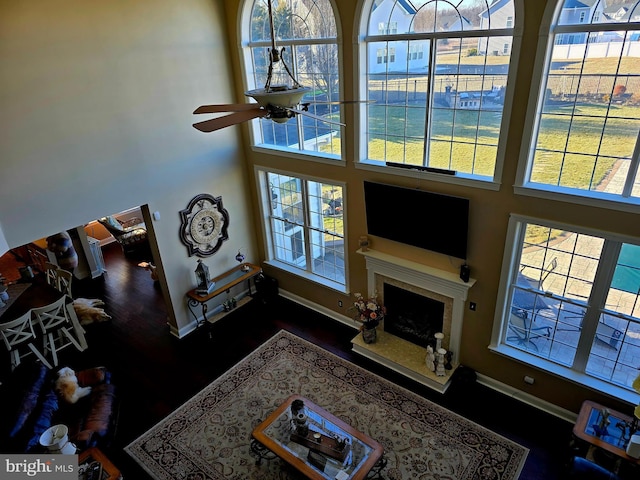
[{"left": 362, "top": 326, "right": 377, "bottom": 344}]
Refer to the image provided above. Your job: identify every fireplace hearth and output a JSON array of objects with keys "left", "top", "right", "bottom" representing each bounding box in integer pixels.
[{"left": 352, "top": 249, "right": 475, "bottom": 393}]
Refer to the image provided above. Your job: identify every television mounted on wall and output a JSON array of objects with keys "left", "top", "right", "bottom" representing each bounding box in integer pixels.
[{"left": 363, "top": 181, "right": 469, "bottom": 259}]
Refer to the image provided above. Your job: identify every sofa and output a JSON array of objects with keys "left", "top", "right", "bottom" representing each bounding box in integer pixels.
[{"left": 0, "top": 361, "right": 117, "bottom": 453}]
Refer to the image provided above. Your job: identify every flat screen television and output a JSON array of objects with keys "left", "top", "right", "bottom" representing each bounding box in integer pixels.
[{"left": 363, "top": 181, "right": 469, "bottom": 259}]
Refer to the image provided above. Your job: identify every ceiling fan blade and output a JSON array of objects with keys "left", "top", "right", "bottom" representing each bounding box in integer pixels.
[
  {"left": 285, "top": 107, "right": 345, "bottom": 127},
  {"left": 194, "top": 103, "right": 260, "bottom": 114},
  {"left": 193, "top": 108, "right": 267, "bottom": 133}
]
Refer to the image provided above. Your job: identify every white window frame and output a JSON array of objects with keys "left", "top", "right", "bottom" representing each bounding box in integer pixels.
[
  {"left": 490, "top": 214, "right": 640, "bottom": 404},
  {"left": 240, "top": 0, "right": 344, "bottom": 163},
  {"left": 357, "top": 0, "right": 523, "bottom": 191},
  {"left": 515, "top": 0, "right": 640, "bottom": 214},
  {"left": 255, "top": 166, "right": 348, "bottom": 293}
]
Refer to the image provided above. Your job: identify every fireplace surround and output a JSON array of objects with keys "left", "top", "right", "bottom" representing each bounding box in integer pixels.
[{"left": 352, "top": 249, "right": 475, "bottom": 393}]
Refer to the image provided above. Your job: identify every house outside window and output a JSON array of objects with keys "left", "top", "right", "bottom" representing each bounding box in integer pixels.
[
  {"left": 378, "top": 21, "right": 398, "bottom": 34},
  {"left": 362, "top": 0, "right": 516, "bottom": 183},
  {"left": 491, "top": 215, "right": 640, "bottom": 403},
  {"left": 376, "top": 47, "right": 396, "bottom": 64},
  {"left": 517, "top": 0, "right": 640, "bottom": 210},
  {"left": 258, "top": 169, "right": 346, "bottom": 291},
  {"left": 409, "top": 44, "right": 424, "bottom": 60},
  {"left": 243, "top": 0, "right": 342, "bottom": 159}
]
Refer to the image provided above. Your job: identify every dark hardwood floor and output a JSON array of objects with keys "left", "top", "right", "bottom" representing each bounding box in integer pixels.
[{"left": 2, "top": 242, "right": 611, "bottom": 478}]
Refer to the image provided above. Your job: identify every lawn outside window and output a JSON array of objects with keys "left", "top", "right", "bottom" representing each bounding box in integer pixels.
[
  {"left": 360, "top": 0, "right": 517, "bottom": 184},
  {"left": 517, "top": 0, "right": 640, "bottom": 210}
]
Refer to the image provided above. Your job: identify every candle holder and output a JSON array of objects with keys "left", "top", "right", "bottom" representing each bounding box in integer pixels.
[{"left": 434, "top": 332, "right": 444, "bottom": 351}]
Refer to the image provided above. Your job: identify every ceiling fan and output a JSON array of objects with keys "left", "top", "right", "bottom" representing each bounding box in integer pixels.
[{"left": 193, "top": 0, "right": 359, "bottom": 134}]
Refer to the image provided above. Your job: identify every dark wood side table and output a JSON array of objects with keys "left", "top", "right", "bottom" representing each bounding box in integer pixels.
[
  {"left": 78, "top": 447, "right": 123, "bottom": 480},
  {"left": 572, "top": 400, "right": 640, "bottom": 475}
]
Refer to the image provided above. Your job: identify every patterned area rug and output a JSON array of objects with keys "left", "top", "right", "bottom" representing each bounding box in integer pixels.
[{"left": 125, "top": 331, "right": 528, "bottom": 480}]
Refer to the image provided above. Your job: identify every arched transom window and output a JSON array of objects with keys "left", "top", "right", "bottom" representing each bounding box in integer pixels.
[
  {"left": 243, "top": 0, "right": 341, "bottom": 158},
  {"left": 361, "top": 0, "right": 516, "bottom": 182}
]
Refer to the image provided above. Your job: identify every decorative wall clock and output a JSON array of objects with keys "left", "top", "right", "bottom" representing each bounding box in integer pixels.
[{"left": 179, "top": 193, "right": 229, "bottom": 257}]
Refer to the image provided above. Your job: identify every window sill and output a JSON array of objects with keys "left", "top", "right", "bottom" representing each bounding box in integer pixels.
[
  {"left": 263, "top": 260, "right": 347, "bottom": 294},
  {"left": 514, "top": 184, "right": 640, "bottom": 214},
  {"left": 488, "top": 343, "right": 639, "bottom": 405},
  {"left": 356, "top": 160, "right": 501, "bottom": 191},
  {"left": 251, "top": 144, "right": 345, "bottom": 166}
]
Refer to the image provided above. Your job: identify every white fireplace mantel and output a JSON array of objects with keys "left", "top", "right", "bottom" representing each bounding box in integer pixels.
[{"left": 354, "top": 249, "right": 476, "bottom": 392}]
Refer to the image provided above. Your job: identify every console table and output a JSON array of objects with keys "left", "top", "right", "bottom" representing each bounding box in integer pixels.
[{"left": 186, "top": 263, "right": 262, "bottom": 329}]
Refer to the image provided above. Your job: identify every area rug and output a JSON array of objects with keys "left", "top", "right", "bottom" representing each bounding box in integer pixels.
[{"left": 125, "top": 330, "right": 528, "bottom": 480}]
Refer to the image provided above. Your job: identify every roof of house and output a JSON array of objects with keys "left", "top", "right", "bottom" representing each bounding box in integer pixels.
[{"left": 372, "top": 0, "right": 417, "bottom": 15}]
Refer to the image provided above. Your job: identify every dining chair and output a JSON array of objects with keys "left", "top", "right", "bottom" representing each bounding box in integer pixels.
[
  {"left": 44, "top": 262, "right": 59, "bottom": 288},
  {"left": 55, "top": 269, "right": 73, "bottom": 297},
  {"left": 0, "top": 310, "right": 53, "bottom": 370},
  {"left": 31, "top": 296, "right": 85, "bottom": 367}
]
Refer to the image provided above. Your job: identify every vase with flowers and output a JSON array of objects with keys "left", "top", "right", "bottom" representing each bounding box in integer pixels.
[{"left": 350, "top": 292, "right": 385, "bottom": 344}]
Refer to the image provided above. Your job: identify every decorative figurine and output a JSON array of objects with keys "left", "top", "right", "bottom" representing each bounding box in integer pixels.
[
  {"left": 195, "top": 259, "right": 215, "bottom": 295},
  {"left": 426, "top": 345, "right": 436, "bottom": 372},
  {"left": 444, "top": 350, "right": 453, "bottom": 370}
]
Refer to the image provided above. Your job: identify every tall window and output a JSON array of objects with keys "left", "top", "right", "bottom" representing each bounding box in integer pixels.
[
  {"left": 244, "top": 0, "right": 341, "bottom": 158},
  {"left": 362, "top": 0, "right": 515, "bottom": 181},
  {"left": 492, "top": 216, "right": 640, "bottom": 399},
  {"left": 519, "top": 0, "right": 640, "bottom": 207},
  {"left": 258, "top": 169, "right": 346, "bottom": 290}
]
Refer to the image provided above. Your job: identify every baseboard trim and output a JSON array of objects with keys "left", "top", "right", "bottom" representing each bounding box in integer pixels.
[
  {"left": 280, "top": 289, "right": 358, "bottom": 330},
  {"left": 279, "top": 289, "right": 576, "bottom": 425},
  {"left": 476, "top": 372, "right": 576, "bottom": 424}
]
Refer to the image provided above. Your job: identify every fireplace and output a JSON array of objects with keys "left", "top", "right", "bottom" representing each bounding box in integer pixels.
[
  {"left": 383, "top": 283, "right": 444, "bottom": 348},
  {"left": 352, "top": 249, "right": 475, "bottom": 393}
]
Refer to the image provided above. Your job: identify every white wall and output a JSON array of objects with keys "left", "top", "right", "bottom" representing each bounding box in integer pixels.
[{"left": 0, "top": 0, "right": 257, "bottom": 335}]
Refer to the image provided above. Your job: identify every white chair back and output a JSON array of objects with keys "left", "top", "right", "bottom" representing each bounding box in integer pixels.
[
  {"left": 31, "top": 296, "right": 85, "bottom": 366},
  {"left": 55, "top": 269, "right": 73, "bottom": 297},
  {"left": 0, "top": 310, "right": 52, "bottom": 370}
]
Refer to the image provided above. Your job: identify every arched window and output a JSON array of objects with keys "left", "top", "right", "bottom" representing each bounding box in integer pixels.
[
  {"left": 243, "top": 0, "right": 341, "bottom": 159},
  {"left": 360, "top": 0, "right": 516, "bottom": 182},
  {"left": 518, "top": 0, "right": 640, "bottom": 208}
]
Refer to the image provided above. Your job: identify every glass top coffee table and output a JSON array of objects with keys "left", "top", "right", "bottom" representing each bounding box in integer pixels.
[{"left": 251, "top": 394, "right": 385, "bottom": 480}]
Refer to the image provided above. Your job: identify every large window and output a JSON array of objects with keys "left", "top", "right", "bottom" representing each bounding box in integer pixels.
[
  {"left": 361, "top": 0, "right": 516, "bottom": 182},
  {"left": 243, "top": 0, "right": 341, "bottom": 158},
  {"left": 258, "top": 169, "right": 346, "bottom": 290},
  {"left": 492, "top": 216, "right": 640, "bottom": 401},
  {"left": 518, "top": 0, "right": 640, "bottom": 207}
]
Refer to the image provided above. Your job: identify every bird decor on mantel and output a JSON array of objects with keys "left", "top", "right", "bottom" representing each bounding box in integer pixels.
[{"left": 192, "top": 0, "right": 368, "bottom": 134}]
